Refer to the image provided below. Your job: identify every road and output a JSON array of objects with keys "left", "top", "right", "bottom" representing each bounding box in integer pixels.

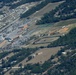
[{"left": 42, "top": 62, "right": 60, "bottom": 75}]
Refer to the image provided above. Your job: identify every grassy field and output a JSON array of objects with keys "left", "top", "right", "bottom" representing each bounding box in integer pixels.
[
  {"left": 28, "top": 1, "right": 63, "bottom": 28},
  {"left": 14, "top": 47, "right": 61, "bottom": 66},
  {"left": 27, "top": 47, "right": 61, "bottom": 64},
  {"left": 30, "top": 1, "right": 64, "bottom": 18},
  {"left": 54, "top": 18, "right": 76, "bottom": 26}
]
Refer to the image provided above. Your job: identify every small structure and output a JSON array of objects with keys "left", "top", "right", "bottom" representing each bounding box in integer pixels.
[
  {"left": 19, "top": 24, "right": 28, "bottom": 30},
  {"left": 48, "top": 31, "right": 56, "bottom": 36},
  {"left": 31, "top": 54, "right": 36, "bottom": 58},
  {"left": 11, "top": 61, "right": 17, "bottom": 64},
  {"left": 0, "top": 35, "right": 4, "bottom": 42},
  {"left": 5, "top": 38, "right": 12, "bottom": 42},
  {"left": 36, "top": 52, "right": 43, "bottom": 55},
  {"left": 58, "top": 27, "right": 68, "bottom": 33},
  {"left": 62, "top": 52, "right": 67, "bottom": 55}
]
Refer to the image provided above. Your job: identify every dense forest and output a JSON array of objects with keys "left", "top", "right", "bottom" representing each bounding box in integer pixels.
[
  {"left": 36, "top": 0, "right": 76, "bottom": 25},
  {"left": 0, "top": 0, "right": 41, "bottom": 3}
]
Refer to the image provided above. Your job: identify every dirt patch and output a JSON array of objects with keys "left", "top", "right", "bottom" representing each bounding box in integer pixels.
[{"left": 58, "top": 27, "right": 68, "bottom": 33}]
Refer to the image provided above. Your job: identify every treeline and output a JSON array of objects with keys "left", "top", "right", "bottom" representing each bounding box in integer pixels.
[
  {"left": 0, "top": 0, "right": 17, "bottom": 3},
  {"left": 0, "top": 47, "right": 39, "bottom": 75},
  {"left": 51, "top": 0, "right": 64, "bottom": 2},
  {"left": 9, "top": 54, "right": 55, "bottom": 75},
  {"left": 10, "top": 0, "right": 41, "bottom": 9},
  {"left": 20, "top": 0, "right": 64, "bottom": 18},
  {"left": 36, "top": 0, "right": 76, "bottom": 25},
  {"left": 2, "top": 48, "right": 39, "bottom": 68},
  {"left": 0, "top": 0, "right": 41, "bottom": 9},
  {"left": 0, "top": 0, "right": 17, "bottom": 8},
  {"left": 20, "top": 0, "right": 51, "bottom": 18}
]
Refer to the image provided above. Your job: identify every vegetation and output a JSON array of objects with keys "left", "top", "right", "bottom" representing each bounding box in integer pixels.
[
  {"left": 1, "top": 0, "right": 76, "bottom": 75},
  {"left": 36, "top": 0, "right": 76, "bottom": 25},
  {"left": 20, "top": 0, "right": 51, "bottom": 18},
  {"left": 0, "top": 0, "right": 17, "bottom": 3},
  {"left": 47, "top": 50, "right": 76, "bottom": 75},
  {"left": 10, "top": 0, "right": 41, "bottom": 9},
  {"left": 47, "top": 27, "right": 76, "bottom": 49},
  {"left": 0, "top": 52, "right": 10, "bottom": 59},
  {"left": 3, "top": 28, "right": 76, "bottom": 75},
  {"left": 20, "top": 0, "right": 64, "bottom": 18},
  {"left": 1, "top": 47, "right": 39, "bottom": 68},
  {"left": 0, "top": 0, "right": 41, "bottom": 8},
  {"left": 9, "top": 56, "right": 54, "bottom": 75}
]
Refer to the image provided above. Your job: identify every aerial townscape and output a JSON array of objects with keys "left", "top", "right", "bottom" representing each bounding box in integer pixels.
[{"left": 0, "top": 0, "right": 76, "bottom": 75}]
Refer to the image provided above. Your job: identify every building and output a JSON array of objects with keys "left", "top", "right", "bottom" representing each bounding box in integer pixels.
[{"left": 0, "top": 35, "right": 4, "bottom": 42}]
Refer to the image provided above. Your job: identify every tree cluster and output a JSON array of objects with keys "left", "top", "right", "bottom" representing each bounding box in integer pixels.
[{"left": 36, "top": 0, "right": 76, "bottom": 25}]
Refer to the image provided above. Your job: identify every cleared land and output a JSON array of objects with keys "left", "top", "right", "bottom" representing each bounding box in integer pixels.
[
  {"left": 21, "top": 22, "right": 76, "bottom": 48},
  {"left": 27, "top": 47, "right": 61, "bottom": 64},
  {"left": 15, "top": 47, "right": 61, "bottom": 66},
  {"left": 30, "top": 1, "right": 64, "bottom": 18},
  {"left": 28, "top": 1, "right": 64, "bottom": 27}
]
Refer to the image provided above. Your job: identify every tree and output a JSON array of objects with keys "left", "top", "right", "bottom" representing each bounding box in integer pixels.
[{"left": 18, "top": 63, "right": 22, "bottom": 68}]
